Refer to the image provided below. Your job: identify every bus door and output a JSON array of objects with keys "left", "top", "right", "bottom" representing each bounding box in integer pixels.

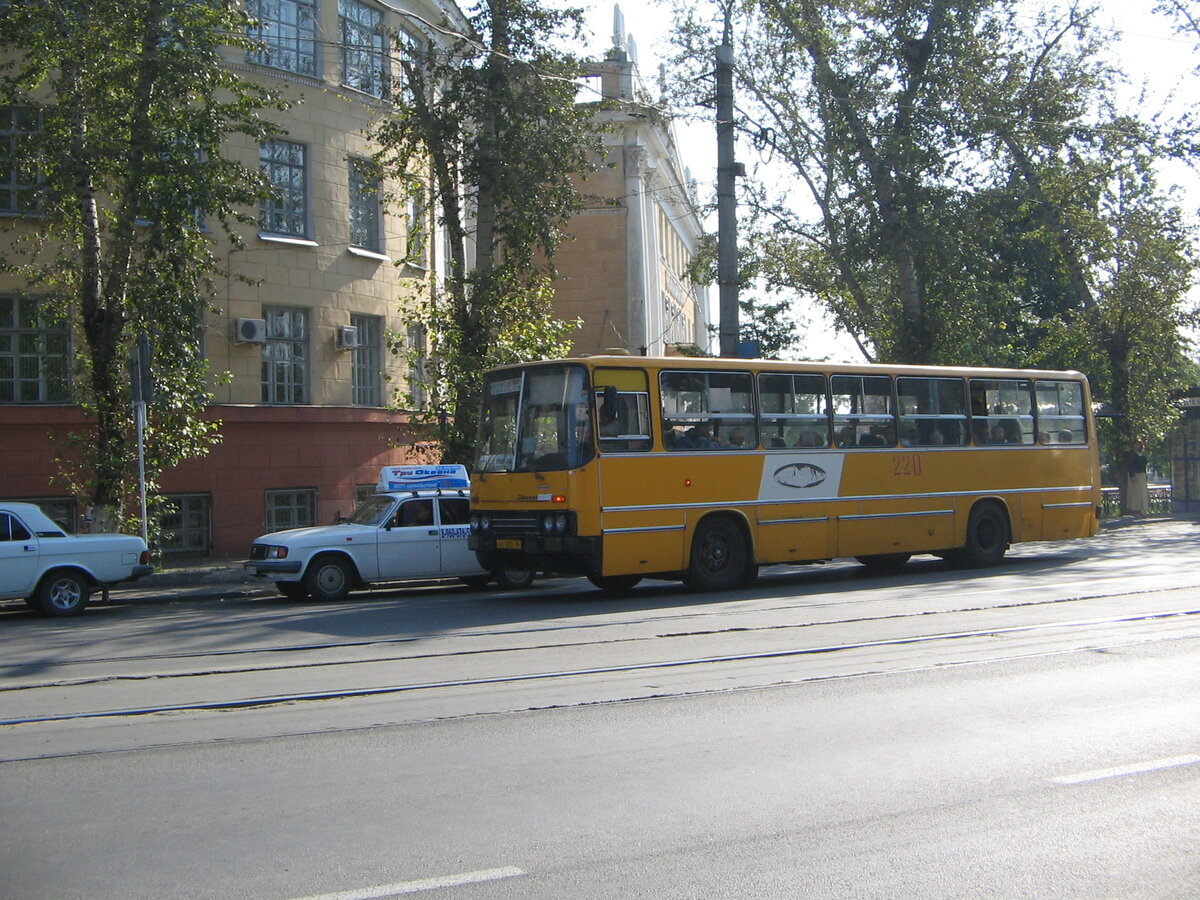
[
  {"left": 756, "top": 372, "right": 837, "bottom": 563},
  {"left": 592, "top": 368, "right": 683, "bottom": 575}
]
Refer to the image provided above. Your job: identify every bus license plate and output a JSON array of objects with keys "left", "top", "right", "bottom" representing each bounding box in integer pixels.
[{"left": 497, "top": 538, "right": 522, "bottom": 550}]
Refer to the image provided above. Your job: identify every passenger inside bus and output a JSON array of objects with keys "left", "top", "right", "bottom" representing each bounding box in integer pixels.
[{"left": 678, "top": 423, "right": 718, "bottom": 449}]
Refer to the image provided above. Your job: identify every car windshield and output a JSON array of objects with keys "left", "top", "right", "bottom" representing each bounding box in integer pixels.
[
  {"left": 476, "top": 365, "right": 595, "bottom": 473},
  {"left": 346, "top": 495, "right": 396, "bottom": 526}
]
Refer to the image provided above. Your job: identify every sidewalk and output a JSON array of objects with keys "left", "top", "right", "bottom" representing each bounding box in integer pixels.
[
  {"left": 115, "top": 558, "right": 276, "bottom": 603},
  {"left": 110, "top": 513, "right": 1191, "bottom": 604}
]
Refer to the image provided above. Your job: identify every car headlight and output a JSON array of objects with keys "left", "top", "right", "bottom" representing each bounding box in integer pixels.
[{"left": 264, "top": 545, "right": 289, "bottom": 559}]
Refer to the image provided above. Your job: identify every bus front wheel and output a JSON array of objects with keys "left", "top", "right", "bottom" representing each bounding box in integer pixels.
[
  {"left": 685, "top": 517, "right": 748, "bottom": 592},
  {"left": 954, "top": 502, "right": 1009, "bottom": 567}
]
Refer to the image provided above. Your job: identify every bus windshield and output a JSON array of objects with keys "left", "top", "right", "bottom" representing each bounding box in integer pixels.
[{"left": 476, "top": 365, "right": 595, "bottom": 473}]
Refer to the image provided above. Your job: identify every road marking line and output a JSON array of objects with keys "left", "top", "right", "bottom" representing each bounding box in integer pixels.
[
  {"left": 1051, "top": 755, "right": 1200, "bottom": 785},
  {"left": 292, "top": 867, "right": 525, "bottom": 899}
]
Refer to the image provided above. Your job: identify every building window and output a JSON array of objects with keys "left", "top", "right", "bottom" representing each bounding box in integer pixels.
[
  {"left": 0, "top": 296, "right": 70, "bottom": 403},
  {"left": 28, "top": 497, "right": 77, "bottom": 533},
  {"left": 259, "top": 139, "right": 307, "bottom": 237},
  {"left": 394, "top": 27, "right": 420, "bottom": 96},
  {"left": 0, "top": 106, "right": 43, "bottom": 215},
  {"left": 348, "top": 159, "right": 382, "bottom": 252},
  {"left": 158, "top": 494, "right": 212, "bottom": 556},
  {"left": 406, "top": 322, "right": 428, "bottom": 410},
  {"left": 265, "top": 489, "right": 316, "bottom": 532},
  {"left": 351, "top": 313, "right": 382, "bottom": 406},
  {"left": 246, "top": 0, "right": 317, "bottom": 77},
  {"left": 340, "top": 0, "right": 388, "bottom": 98},
  {"left": 262, "top": 307, "right": 308, "bottom": 404}
]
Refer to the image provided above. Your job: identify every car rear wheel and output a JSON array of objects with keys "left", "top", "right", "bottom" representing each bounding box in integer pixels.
[
  {"left": 305, "top": 555, "right": 355, "bottom": 602},
  {"left": 35, "top": 568, "right": 92, "bottom": 617},
  {"left": 495, "top": 569, "right": 535, "bottom": 590}
]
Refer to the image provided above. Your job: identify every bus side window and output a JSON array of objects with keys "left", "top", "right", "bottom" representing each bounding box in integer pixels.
[
  {"left": 970, "top": 379, "right": 1034, "bottom": 445},
  {"left": 758, "top": 372, "right": 829, "bottom": 449},
  {"left": 1035, "top": 380, "right": 1087, "bottom": 444},
  {"left": 897, "top": 377, "right": 967, "bottom": 446},
  {"left": 831, "top": 374, "right": 894, "bottom": 448}
]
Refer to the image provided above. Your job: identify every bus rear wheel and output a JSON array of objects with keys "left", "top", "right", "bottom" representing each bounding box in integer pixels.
[
  {"left": 587, "top": 574, "right": 642, "bottom": 594},
  {"left": 953, "top": 502, "right": 1009, "bottom": 567},
  {"left": 685, "top": 517, "right": 748, "bottom": 592}
]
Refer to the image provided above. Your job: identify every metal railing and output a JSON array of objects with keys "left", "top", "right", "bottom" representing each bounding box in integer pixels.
[{"left": 1100, "top": 485, "right": 1173, "bottom": 518}]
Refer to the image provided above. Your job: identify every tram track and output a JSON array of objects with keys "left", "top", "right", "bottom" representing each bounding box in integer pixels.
[
  {"left": 3, "top": 593, "right": 1197, "bottom": 728},
  {"left": 0, "top": 576, "right": 1193, "bottom": 691}
]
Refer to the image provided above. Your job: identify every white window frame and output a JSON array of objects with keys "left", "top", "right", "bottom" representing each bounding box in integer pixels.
[
  {"left": 246, "top": 0, "right": 318, "bottom": 77},
  {"left": 261, "top": 307, "right": 309, "bottom": 404},
  {"left": 259, "top": 139, "right": 308, "bottom": 238}
]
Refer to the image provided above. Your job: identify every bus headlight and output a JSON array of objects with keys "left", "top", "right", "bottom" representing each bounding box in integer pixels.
[{"left": 541, "top": 512, "right": 571, "bottom": 535}]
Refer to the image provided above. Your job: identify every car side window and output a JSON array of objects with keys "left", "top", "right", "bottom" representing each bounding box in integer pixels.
[
  {"left": 0, "top": 514, "right": 31, "bottom": 542},
  {"left": 439, "top": 498, "right": 470, "bottom": 526},
  {"left": 399, "top": 500, "right": 434, "bottom": 527}
]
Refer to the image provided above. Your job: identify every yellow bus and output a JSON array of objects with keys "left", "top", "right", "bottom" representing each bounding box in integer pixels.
[{"left": 468, "top": 356, "right": 1101, "bottom": 593}]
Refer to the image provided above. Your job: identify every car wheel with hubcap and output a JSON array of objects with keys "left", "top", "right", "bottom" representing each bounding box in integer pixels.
[
  {"left": 36, "top": 568, "right": 92, "bottom": 617},
  {"left": 304, "top": 554, "right": 355, "bottom": 601}
]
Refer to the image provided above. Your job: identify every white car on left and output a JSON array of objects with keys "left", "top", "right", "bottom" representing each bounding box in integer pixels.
[{"left": 0, "top": 502, "right": 154, "bottom": 617}]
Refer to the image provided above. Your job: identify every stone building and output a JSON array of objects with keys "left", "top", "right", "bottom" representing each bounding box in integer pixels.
[
  {"left": 1, "top": 0, "right": 460, "bottom": 557},
  {"left": 554, "top": 15, "right": 710, "bottom": 357}
]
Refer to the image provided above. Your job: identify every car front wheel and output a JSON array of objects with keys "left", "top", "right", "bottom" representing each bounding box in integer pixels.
[
  {"left": 35, "top": 568, "right": 92, "bottom": 617},
  {"left": 305, "top": 555, "right": 355, "bottom": 601}
]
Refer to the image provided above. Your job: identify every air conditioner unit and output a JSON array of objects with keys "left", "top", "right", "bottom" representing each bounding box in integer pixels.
[
  {"left": 335, "top": 325, "right": 360, "bottom": 350},
  {"left": 234, "top": 317, "right": 267, "bottom": 344}
]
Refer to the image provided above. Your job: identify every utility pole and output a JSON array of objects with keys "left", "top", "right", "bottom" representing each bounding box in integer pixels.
[{"left": 716, "top": 5, "right": 740, "bottom": 357}]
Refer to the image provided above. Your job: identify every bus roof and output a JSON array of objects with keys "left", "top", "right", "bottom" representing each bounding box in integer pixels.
[{"left": 487, "top": 355, "right": 1087, "bottom": 381}]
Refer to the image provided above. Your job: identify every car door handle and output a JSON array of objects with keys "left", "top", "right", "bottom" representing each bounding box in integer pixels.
[
  {"left": 427, "top": 529, "right": 438, "bottom": 536},
  {"left": 23, "top": 545, "right": 36, "bottom": 552}
]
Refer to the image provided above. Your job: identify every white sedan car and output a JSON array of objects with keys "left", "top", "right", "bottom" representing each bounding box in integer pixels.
[
  {"left": 246, "top": 492, "right": 534, "bottom": 601},
  {"left": 0, "top": 502, "right": 153, "bottom": 617}
]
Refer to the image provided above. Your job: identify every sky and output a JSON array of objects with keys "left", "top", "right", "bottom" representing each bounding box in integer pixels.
[{"left": 569, "top": 1, "right": 1200, "bottom": 362}]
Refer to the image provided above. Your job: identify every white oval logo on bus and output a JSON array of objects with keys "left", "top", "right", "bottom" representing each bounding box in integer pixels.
[{"left": 774, "top": 462, "right": 827, "bottom": 489}]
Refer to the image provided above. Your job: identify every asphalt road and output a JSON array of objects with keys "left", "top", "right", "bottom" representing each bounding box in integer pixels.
[{"left": 1, "top": 518, "right": 1198, "bottom": 898}]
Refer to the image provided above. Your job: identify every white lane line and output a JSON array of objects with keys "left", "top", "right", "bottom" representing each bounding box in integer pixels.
[
  {"left": 1051, "top": 755, "right": 1200, "bottom": 785},
  {"left": 292, "top": 867, "right": 525, "bottom": 899}
]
